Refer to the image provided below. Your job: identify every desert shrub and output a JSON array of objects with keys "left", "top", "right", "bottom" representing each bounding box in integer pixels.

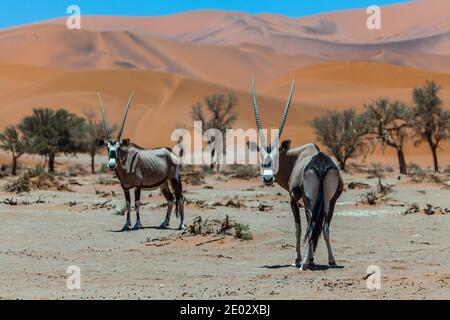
[
  {"left": 184, "top": 215, "right": 253, "bottom": 240},
  {"left": 181, "top": 165, "right": 206, "bottom": 186},
  {"left": 98, "top": 163, "right": 109, "bottom": 174},
  {"left": 234, "top": 222, "right": 253, "bottom": 240},
  {"left": 366, "top": 163, "right": 385, "bottom": 179},
  {"left": 407, "top": 162, "right": 444, "bottom": 184},
  {"left": 4, "top": 166, "right": 70, "bottom": 193},
  {"left": 97, "top": 175, "right": 118, "bottom": 185},
  {"left": 358, "top": 191, "right": 378, "bottom": 205},
  {"left": 224, "top": 164, "right": 259, "bottom": 180},
  {"left": 67, "top": 164, "right": 88, "bottom": 177}
]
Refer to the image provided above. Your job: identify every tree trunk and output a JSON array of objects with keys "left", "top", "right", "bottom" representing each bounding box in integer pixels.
[
  {"left": 48, "top": 153, "right": 55, "bottom": 173},
  {"left": 431, "top": 145, "right": 439, "bottom": 173},
  {"left": 396, "top": 145, "right": 407, "bottom": 175},
  {"left": 340, "top": 159, "right": 346, "bottom": 172},
  {"left": 91, "top": 153, "right": 96, "bottom": 174},
  {"left": 12, "top": 156, "right": 18, "bottom": 176}
]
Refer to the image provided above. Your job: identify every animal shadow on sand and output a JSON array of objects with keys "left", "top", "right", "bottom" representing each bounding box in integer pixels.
[
  {"left": 108, "top": 225, "right": 180, "bottom": 233},
  {"left": 262, "top": 263, "right": 344, "bottom": 271}
]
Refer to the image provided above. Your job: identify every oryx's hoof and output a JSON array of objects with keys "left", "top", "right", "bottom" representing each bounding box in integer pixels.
[
  {"left": 159, "top": 223, "right": 169, "bottom": 229},
  {"left": 178, "top": 224, "right": 187, "bottom": 231},
  {"left": 329, "top": 261, "right": 338, "bottom": 268},
  {"left": 121, "top": 224, "right": 131, "bottom": 232},
  {"left": 133, "top": 222, "right": 143, "bottom": 230},
  {"left": 291, "top": 259, "right": 302, "bottom": 268},
  {"left": 299, "top": 263, "right": 309, "bottom": 271}
]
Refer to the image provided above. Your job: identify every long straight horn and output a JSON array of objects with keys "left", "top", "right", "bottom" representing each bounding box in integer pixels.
[
  {"left": 251, "top": 77, "right": 266, "bottom": 146},
  {"left": 97, "top": 93, "right": 110, "bottom": 140},
  {"left": 117, "top": 91, "right": 136, "bottom": 140},
  {"left": 278, "top": 79, "right": 295, "bottom": 138}
]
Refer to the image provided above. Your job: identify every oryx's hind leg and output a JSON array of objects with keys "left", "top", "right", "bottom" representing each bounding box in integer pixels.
[
  {"left": 170, "top": 177, "right": 185, "bottom": 230},
  {"left": 289, "top": 196, "right": 302, "bottom": 268},
  {"left": 122, "top": 190, "right": 132, "bottom": 231},
  {"left": 300, "top": 170, "right": 320, "bottom": 270},
  {"left": 160, "top": 182, "right": 175, "bottom": 229},
  {"left": 323, "top": 169, "right": 341, "bottom": 267},
  {"left": 132, "top": 187, "right": 143, "bottom": 230}
]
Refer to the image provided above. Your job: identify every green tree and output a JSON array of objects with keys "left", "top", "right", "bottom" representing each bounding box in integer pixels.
[
  {"left": 190, "top": 94, "right": 239, "bottom": 172},
  {"left": 311, "top": 109, "right": 366, "bottom": 171},
  {"left": 411, "top": 81, "right": 450, "bottom": 172},
  {"left": 18, "top": 108, "right": 86, "bottom": 173},
  {"left": 362, "top": 98, "right": 410, "bottom": 174},
  {"left": 82, "top": 110, "right": 117, "bottom": 174},
  {"left": 0, "top": 126, "right": 26, "bottom": 175}
]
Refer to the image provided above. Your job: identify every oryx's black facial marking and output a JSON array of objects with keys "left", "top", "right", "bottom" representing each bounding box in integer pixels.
[
  {"left": 259, "top": 143, "right": 279, "bottom": 186},
  {"left": 106, "top": 140, "right": 120, "bottom": 170}
]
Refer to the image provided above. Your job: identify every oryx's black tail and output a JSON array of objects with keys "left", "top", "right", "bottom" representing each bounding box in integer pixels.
[
  {"left": 304, "top": 152, "right": 336, "bottom": 253},
  {"left": 172, "top": 165, "right": 183, "bottom": 219}
]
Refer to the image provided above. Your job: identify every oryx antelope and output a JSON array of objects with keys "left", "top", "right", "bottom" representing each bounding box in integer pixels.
[
  {"left": 249, "top": 79, "right": 343, "bottom": 270},
  {"left": 96, "top": 92, "right": 185, "bottom": 231}
]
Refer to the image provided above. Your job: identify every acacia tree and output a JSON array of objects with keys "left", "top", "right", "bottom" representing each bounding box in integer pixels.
[
  {"left": 18, "top": 108, "right": 86, "bottom": 173},
  {"left": 311, "top": 109, "right": 366, "bottom": 171},
  {"left": 362, "top": 98, "right": 410, "bottom": 174},
  {"left": 0, "top": 126, "right": 25, "bottom": 175},
  {"left": 82, "top": 110, "right": 117, "bottom": 174},
  {"left": 190, "top": 94, "right": 238, "bottom": 172},
  {"left": 411, "top": 81, "right": 450, "bottom": 172}
]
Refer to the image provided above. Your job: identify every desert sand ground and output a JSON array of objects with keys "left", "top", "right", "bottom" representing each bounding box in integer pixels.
[{"left": 0, "top": 162, "right": 448, "bottom": 300}]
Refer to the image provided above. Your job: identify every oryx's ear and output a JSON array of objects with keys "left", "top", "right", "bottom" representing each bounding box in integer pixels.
[
  {"left": 247, "top": 141, "right": 259, "bottom": 152},
  {"left": 96, "top": 139, "right": 105, "bottom": 147},
  {"left": 280, "top": 140, "right": 291, "bottom": 152},
  {"left": 122, "top": 138, "right": 130, "bottom": 146}
]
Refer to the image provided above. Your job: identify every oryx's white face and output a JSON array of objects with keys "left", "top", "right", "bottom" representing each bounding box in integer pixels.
[
  {"left": 259, "top": 142, "right": 279, "bottom": 186},
  {"left": 106, "top": 140, "right": 120, "bottom": 170}
]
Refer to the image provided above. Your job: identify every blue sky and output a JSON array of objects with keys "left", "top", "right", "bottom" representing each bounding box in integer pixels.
[{"left": 0, "top": 0, "right": 412, "bottom": 29}]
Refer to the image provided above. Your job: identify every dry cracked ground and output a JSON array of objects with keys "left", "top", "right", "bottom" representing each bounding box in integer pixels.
[{"left": 0, "top": 167, "right": 449, "bottom": 300}]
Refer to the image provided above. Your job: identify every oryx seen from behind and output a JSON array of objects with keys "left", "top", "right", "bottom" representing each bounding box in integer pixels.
[
  {"left": 249, "top": 79, "right": 343, "bottom": 270},
  {"left": 96, "top": 92, "right": 185, "bottom": 231}
]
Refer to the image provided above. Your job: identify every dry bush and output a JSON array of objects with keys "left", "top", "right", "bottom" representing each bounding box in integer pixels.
[
  {"left": 181, "top": 165, "right": 206, "bottom": 186},
  {"left": 348, "top": 182, "right": 370, "bottom": 190},
  {"left": 98, "top": 163, "right": 109, "bottom": 174},
  {"left": 67, "top": 164, "right": 88, "bottom": 177},
  {"left": 4, "top": 166, "right": 71, "bottom": 193},
  {"left": 366, "top": 163, "right": 385, "bottom": 179},
  {"left": 357, "top": 177, "right": 393, "bottom": 206},
  {"left": 407, "top": 163, "right": 444, "bottom": 184},
  {"left": 184, "top": 215, "right": 253, "bottom": 240},
  {"left": 223, "top": 164, "right": 259, "bottom": 180},
  {"left": 97, "top": 175, "right": 118, "bottom": 185}
]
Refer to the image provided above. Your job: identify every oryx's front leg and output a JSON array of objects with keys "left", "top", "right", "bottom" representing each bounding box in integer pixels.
[
  {"left": 122, "top": 190, "right": 132, "bottom": 231},
  {"left": 290, "top": 197, "right": 302, "bottom": 268},
  {"left": 133, "top": 187, "right": 143, "bottom": 230}
]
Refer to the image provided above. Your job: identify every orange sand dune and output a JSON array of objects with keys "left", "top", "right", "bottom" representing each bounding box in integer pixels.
[
  {"left": 0, "top": 24, "right": 322, "bottom": 89},
  {"left": 260, "top": 62, "right": 450, "bottom": 116},
  {"left": 0, "top": 0, "right": 445, "bottom": 83},
  {"left": 42, "top": 0, "right": 450, "bottom": 48}
]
